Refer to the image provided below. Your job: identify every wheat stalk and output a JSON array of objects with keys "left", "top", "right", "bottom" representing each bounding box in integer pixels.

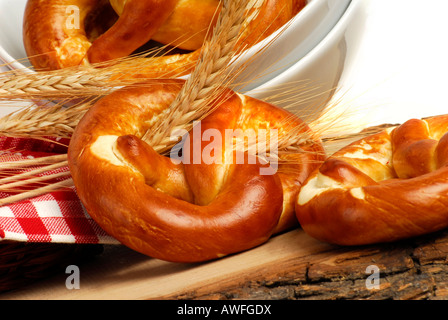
[
  {"left": 0, "top": 154, "right": 67, "bottom": 169},
  {"left": 143, "top": 0, "right": 260, "bottom": 153},
  {"left": 0, "top": 66, "right": 114, "bottom": 100},
  {"left": 0, "top": 99, "right": 93, "bottom": 139},
  {"left": 0, "top": 45, "right": 191, "bottom": 101},
  {"left": 0, "top": 99, "right": 89, "bottom": 206}
]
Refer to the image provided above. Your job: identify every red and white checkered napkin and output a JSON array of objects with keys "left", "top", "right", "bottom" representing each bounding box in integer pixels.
[{"left": 0, "top": 136, "right": 119, "bottom": 245}]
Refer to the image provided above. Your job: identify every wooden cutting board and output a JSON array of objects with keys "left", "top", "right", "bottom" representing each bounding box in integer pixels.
[
  {"left": 0, "top": 229, "right": 332, "bottom": 300},
  {"left": 2, "top": 226, "right": 448, "bottom": 300},
  {"left": 2, "top": 131, "right": 448, "bottom": 300}
]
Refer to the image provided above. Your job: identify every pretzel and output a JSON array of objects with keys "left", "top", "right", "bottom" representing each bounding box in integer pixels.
[
  {"left": 296, "top": 114, "right": 448, "bottom": 246},
  {"left": 67, "top": 79, "right": 324, "bottom": 262},
  {"left": 23, "top": 0, "right": 306, "bottom": 75}
]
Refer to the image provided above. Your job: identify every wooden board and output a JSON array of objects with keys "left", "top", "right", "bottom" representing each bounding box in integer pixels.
[
  {"left": 2, "top": 226, "right": 448, "bottom": 300},
  {"left": 2, "top": 130, "right": 448, "bottom": 300},
  {"left": 0, "top": 229, "right": 331, "bottom": 300}
]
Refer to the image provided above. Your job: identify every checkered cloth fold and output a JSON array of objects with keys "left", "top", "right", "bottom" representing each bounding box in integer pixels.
[{"left": 0, "top": 136, "right": 119, "bottom": 244}]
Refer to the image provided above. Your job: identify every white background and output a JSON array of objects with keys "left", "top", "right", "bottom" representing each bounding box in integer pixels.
[{"left": 334, "top": 0, "right": 448, "bottom": 128}]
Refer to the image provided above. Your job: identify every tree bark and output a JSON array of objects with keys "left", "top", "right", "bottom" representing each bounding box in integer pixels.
[{"left": 172, "top": 230, "right": 448, "bottom": 300}]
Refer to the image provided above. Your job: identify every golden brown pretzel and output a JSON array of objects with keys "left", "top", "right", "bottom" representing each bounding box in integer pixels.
[
  {"left": 67, "top": 79, "right": 323, "bottom": 262},
  {"left": 296, "top": 114, "right": 448, "bottom": 246},
  {"left": 23, "top": 0, "right": 306, "bottom": 75}
]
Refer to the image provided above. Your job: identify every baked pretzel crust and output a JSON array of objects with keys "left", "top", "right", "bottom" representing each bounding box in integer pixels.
[
  {"left": 68, "top": 79, "right": 323, "bottom": 262},
  {"left": 296, "top": 114, "right": 448, "bottom": 245},
  {"left": 23, "top": 0, "right": 306, "bottom": 75}
]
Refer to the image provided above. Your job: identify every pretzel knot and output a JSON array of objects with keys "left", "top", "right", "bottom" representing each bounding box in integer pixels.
[
  {"left": 67, "top": 79, "right": 324, "bottom": 262},
  {"left": 23, "top": 0, "right": 306, "bottom": 76},
  {"left": 296, "top": 114, "right": 448, "bottom": 246}
]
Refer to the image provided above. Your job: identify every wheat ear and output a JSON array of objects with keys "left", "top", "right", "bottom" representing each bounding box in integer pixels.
[
  {"left": 0, "top": 45, "right": 187, "bottom": 101},
  {"left": 143, "top": 0, "right": 259, "bottom": 153},
  {"left": 0, "top": 99, "right": 93, "bottom": 139},
  {"left": 0, "top": 179, "right": 74, "bottom": 207},
  {"left": 0, "top": 66, "right": 115, "bottom": 100},
  {"left": 0, "top": 153, "right": 72, "bottom": 206}
]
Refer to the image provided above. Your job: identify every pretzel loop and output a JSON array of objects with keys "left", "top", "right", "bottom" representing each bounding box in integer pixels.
[
  {"left": 296, "top": 115, "right": 448, "bottom": 246},
  {"left": 68, "top": 79, "right": 323, "bottom": 262},
  {"left": 23, "top": 0, "right": 306, "bottom": 76}
]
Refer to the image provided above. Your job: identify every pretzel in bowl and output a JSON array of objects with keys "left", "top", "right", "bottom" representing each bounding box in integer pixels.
[
  {"left": 23, "top": 0, "right": 307, "bottom": 75},
  {"left": 67, "top": 79, "right": 324, "bottom": 262},
  {"left": 296, "top": 114, "right": 448, "bottom": 246}
]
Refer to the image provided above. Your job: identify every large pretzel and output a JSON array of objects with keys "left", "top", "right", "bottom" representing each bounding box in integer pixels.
[
  {"left": 296, "top": 114, "right": 448, "bottom": 246},
  {"left": 23, "top": 0, "right": 306, "bottom": 75},
  {"left": 67, "top": 79, "right": 324, "bottom": 262}
]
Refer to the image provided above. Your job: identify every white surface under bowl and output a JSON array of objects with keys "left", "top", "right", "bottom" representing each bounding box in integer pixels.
[
  {"left": 245, "top": 0, "right": 361, "bottom": 123},
  {"left": 0, "top": 0, "right": 32, "bottom": 70},
  {"left": 0, "top": 0, "right": 351, "bottom": 83}
]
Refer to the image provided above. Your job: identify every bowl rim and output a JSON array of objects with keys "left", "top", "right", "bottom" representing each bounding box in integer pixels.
[
  {"left": 232, "top": 0, "right": 352, "bottom": 91},
  {"left": 245, "top": 0, "right": 358, "bottom": 96}
]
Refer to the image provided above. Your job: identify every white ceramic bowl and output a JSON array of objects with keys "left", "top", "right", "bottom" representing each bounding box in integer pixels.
[
  {"left": 245, "top": 0, "right": 361, "bottom": 122},
  {"left": 0, "top": 0, "right": 351, "bottom": 79}
]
